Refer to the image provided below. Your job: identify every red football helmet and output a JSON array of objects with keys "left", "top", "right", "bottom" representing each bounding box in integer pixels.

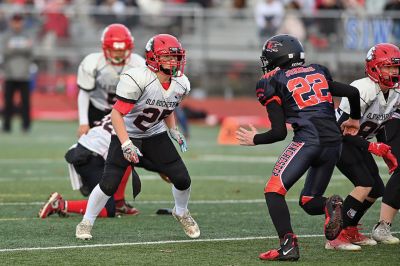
[
  {"left": 365, "top": 43, "right": 400, "bottom": 89},
  {"left": 101, "top": 24, "right": 134, "bottom": 65},
  {"left": 145, "top": 34, "right": 186, "bottom": 77}
]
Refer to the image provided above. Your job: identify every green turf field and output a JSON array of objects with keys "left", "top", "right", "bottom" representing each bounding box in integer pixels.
[{"left": 0, "top": 121, "right": 398, "bottom": 265}]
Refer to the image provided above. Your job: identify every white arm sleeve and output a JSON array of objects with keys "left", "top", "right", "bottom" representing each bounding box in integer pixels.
[{"left": 78, "top": 90, "right": 90, "bottom": 125}]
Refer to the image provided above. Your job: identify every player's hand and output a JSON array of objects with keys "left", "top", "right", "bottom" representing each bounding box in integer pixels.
[
  {"left": 121, "top": 139, "right": 143, "bottom": 163},
  {"left": 368, "top": 142, "right": 391, "bottom": 157},
  {"left": 341, "top": 118, "right": 360, "bottom": 136},
  {"left": 236, "top": 124, "right": 258, "bottom": 146},
  {"left": 77, "top": 125, "right": 90, "bottom": 137},
  {"left": 383, "top": 150, "right": 398, "bottom": 174},
  {"left": 169, "top": 127, "right": 188, "bottom": 152}
]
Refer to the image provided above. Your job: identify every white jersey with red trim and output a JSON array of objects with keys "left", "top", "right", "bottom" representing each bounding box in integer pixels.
[
  {"left": 77, "top": 52, "right": 145, "bottom": 112},
  {"left": 78, "top": 115, "right": 114, "bottom": 159},
  {"left": 116, "top": 66, "right": 190, "bottom": 138},
  {"left": 337, "top": 77, "right": 400, "bottom": 139}
]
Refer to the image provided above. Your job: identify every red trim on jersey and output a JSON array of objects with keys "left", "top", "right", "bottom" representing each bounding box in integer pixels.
[
  {"left": 114, "top": 100, "right": 134, "bottom": 115},
  {"left": 264, "top": 96, "right": 282, "bottom": 106},
  {"left": 161, "top": 81, "right": 171, "bottom": 90}
]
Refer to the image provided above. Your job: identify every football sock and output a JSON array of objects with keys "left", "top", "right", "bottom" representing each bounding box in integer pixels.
[
  {"left": 342, "top": 195, "right": 363, "bottom": 228},
  {"left": 265, "top": 192, "right": 293, "bottom": 239},
  {"left": 83, "top": 185, "right": 111, "bottom": 225},
  {"left": 172, "top": 185, "right": 190, "bottom": 216},
  {"left": 351, "top": 199, "right": 374, "bottom": 226},
  {"left": 67, "top": 200, "right": 108, "bottom": 217},
  {"left": 113, "top": 166, "right": 131, "bottom": 201}
]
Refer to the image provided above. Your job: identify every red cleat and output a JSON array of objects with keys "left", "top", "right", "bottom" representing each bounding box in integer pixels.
[
  {"left": 38, "top": 192, "right": 66, "bottom": 218},
  {"left": 115, "top": 200, "right": 139, "bottom": 216}
]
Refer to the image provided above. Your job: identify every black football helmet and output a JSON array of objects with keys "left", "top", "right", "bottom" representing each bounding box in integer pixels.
[{"left": 260, "top": 34, "right": 305, "bottom": 74}]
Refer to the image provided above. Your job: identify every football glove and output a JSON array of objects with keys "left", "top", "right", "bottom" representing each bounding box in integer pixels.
[
  {"left": 169, "top": 127, "right": 188, "bottom": 152},
  {"left": 368, "top": 142, "right": 391, "bottom": 157},
  {"left": 383, "top": 150, "right": 398, "bottom": 174},
  {"left": 121, "top": 139, "right": 142, "bottom": 163}
]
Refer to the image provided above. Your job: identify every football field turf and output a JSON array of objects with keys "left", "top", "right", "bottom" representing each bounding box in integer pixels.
[{"left": 0, "top": 121, "right": 399, "bottom": 265}]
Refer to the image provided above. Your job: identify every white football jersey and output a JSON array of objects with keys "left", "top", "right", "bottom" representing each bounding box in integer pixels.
[
  {"left": 116, "top": 67, "right": 190, "bottom": 138},
  {"left": 77, "top": 52, "right": 146, "bottom": 111},
  {"left": 78, "top": 115, "right": 114, "bottom": 159},
  {"left": 337, "top": 77, "right": 400, "bottom": 139}
]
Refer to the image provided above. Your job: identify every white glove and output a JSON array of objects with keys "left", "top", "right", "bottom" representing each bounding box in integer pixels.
[
  {"left": 169, "top": 127, "right": 188, "bottom": 152},
  {"left": 121, "top": 139, "right": 143, "bottom": 163}
]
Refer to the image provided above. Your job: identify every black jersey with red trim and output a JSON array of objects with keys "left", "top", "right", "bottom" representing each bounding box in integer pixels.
[{"left": 256, "top": 64, "right": 341, "bottom": 145}]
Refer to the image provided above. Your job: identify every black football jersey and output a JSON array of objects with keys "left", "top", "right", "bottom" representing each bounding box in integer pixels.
[{"left": 256, "top": 64, "right": 341, "bottom": 145}]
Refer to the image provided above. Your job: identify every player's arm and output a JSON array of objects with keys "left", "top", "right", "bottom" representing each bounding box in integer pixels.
[
  {"left": 164, "top": 112, "right": 188, "bottom": 152},
  {"left": 328, "top": 81, "right": 361, "bottom": 135},
  {"left": 76, "top": 54, "right": 97, "bottom": 137},
  {"left": 77, "top": 90, "right": 90, "bottom": 136},
  {"left": 236, "top": 76, "right": 286, "bottom": 145}
]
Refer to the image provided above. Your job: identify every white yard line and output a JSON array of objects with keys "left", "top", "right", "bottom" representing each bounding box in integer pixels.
[
  {"left": 1, "top": 232, "right": 398, "bottom": 253},
  {"left": 0, "top": 234, "right": 330, "bottom": 253}
]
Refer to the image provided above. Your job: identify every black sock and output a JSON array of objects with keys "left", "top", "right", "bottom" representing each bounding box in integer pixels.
[
  {"left": 265, "top": 192, "right": 293, "bottom": 239},
  {"left": 342, "top": 195, "right": 363, "bottom": 228},
  {"left": 352, "top": 200, "right": 374, "bottom": 226}
]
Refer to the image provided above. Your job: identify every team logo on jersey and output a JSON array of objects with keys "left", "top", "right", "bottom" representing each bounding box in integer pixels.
[
  {"left": 265, "top": 41, "right": 282, "bottom": 52},
  {"left": 366, "top": 47, "right": 376, "bottom": 61}
]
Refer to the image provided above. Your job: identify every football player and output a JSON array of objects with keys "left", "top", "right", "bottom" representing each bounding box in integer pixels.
[
  {"left": 236, "top": 34, "right": 361, "bottom": 261},
  {"left": 75, "top": 34, "right": 198, "bottom": 240},
  {"left": 77, "top": 23, "right": 145, "bottom": 136},
  {"left": 76, "top": 24, "right": 145, "bottom": 212},
  {"left": 330, "top": 43, "right": 400, "bottom": 250},
  {"left": 38, "top": 115, "right": 172, "bottom": 219}
]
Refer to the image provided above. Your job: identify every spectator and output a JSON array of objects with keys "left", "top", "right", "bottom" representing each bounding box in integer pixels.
[
  {"left": 254, "top": 0, "right": 285, "bottom": 44},
  {"left": 1, "top": 14, "right": 35, "bottom": 133},
  {"left": 385, "top": 0, "right": 400, "bottom": 43},
  {"left": 277, "top": 1, "right": 306, "bottom": 42}
]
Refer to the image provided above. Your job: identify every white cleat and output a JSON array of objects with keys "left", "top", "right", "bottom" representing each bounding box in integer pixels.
[
  {"left": 325, "top": 231, "right": 361, "bottom": 251},
  {"left": 76, "top": 219, "right": 93, "bottom": 240},
  {"left": 372, "top": 221, "right": 400, "bottom": 244},
  {"left": 172, "top": 208, "right": 200, "bottom": 239}
]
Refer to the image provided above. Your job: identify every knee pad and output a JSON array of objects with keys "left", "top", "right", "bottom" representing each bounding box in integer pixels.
[
  {"left": 164, "top": 160, "right": 191, "bottom": 190},
  {"left": 299, "top": 195, "right": 325, "bottom": 215},
  {"left": 99, "top": 165, "right": 125, "bottom": 196}
]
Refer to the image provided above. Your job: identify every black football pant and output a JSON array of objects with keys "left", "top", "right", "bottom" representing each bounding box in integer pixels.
[
  {"left": 377, "top": 118, "right": 400, "bottom": 209},
  {"left": 100, "top": 133, "right": 191, "bottom": 198}
]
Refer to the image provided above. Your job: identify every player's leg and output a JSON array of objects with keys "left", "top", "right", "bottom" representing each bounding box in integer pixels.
[
  {"left": 142, "top": 132, "right": 199, "bottom": 238},
  {"left": 76, "top": 135, "right": 130, "bottom": 240},
  {"left": 113, "top": 166, "right": 139, "bottom": 215},
  {"left": 334, "top": 143, "right": 380, "bottom": 248},
  {"left": 373, "top": 120, "right": 400, "bottom": 244},
  {"left": 260, "top": 142, "right": 319, "bottom": 261},
  {"left": 297, "top": 145, "right": 343, "bottom": 241}
]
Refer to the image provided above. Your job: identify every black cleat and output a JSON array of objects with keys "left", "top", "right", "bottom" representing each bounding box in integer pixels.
[{"left": 259, "top": 233, "right": 300, "bottom": 261}]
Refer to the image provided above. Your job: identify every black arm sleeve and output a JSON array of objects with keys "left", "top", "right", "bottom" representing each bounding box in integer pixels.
[
  {"left": 328, "top": 80, "right": 361, "bottom": 119},
  {"left": 253, "top": 101, "right": 287, "bottom": 145},
  {"left": 342, "top": 135, "right": 370, "bottom": 150}
]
